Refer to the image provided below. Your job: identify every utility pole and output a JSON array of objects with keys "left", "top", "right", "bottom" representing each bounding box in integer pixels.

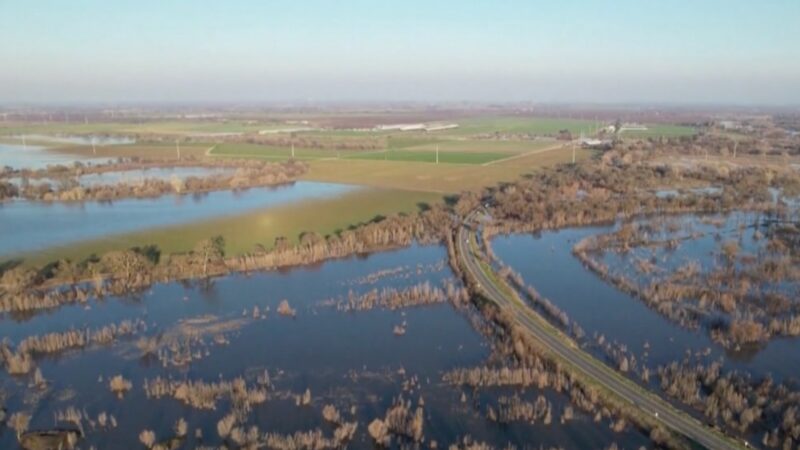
[
  {"left": 572, "top": 139, "right": 576, "bottom": 165},
  {"left": 91, "top": 137, "right": 97, "bottom": 155},
  {"left": 291, "top": 143, "right": 295, "bottom": 159},
  {"left": 436, "top": 144, "right": 439, "bottom": 164},
  {"left": 176, "top": 139, "right": 181, "bottom": 160},
  {"left": 733, "top": 141, "right": 738, "bottom": 159}
]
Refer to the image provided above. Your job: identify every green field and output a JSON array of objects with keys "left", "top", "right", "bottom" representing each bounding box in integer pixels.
[
  {"left": 209, "top": 143, "right": 342, "bottom": 160},
  {"left": 345, "top": 149, "right": 514, "bottom": 164},
  {"left": 451, "top": 116, "right": 599, "bottom": 136},
  {"left": 619, "top": 124, "right": 696, "bottom": 138},
  {"left": 396, "top": 137, "right": 557, "bottom": 153},
  {"left": 303, "top": 146, "right": 592, "bottom": 193}
]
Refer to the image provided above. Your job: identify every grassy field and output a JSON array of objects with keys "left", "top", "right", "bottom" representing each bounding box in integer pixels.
[
  {"left": 211, "top": 139, "right": 559, "bottom": 165},
  {"left": 21, "top": 188, "right": 440, "bottom": 265},
  {"left": 303, "top": 146, "right": 592, "bottom": 193},
  {"left": 407, "top": 138, "right": 555, "bottom": 153},
  {"left": 620, "top": 124, "right": 696, "bottom": 138},
  {"left": 450, "top": 116, "right": 599, "bottom": 136},
  {"left": 208, "top": 143, "right": 349, "bottom": 160},
  {"left": 345, "top": 149, "right": 514, "bottom": 164}
]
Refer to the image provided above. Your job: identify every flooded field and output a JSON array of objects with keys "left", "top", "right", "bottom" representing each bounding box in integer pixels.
[
  {"left": 0, "top": 245, "right": 649, "bottom": 449},
  {"left": 492, "top": 212, "right": 800, "bottom": 383},
  {"left": 14, "top": 135, "right": 136, "bottom": 146},
  {"left": 0, "top": 181, "right": 359, "bottom": 256},
  {"left": 7, "top": 167, "right": 236, "bottom": 189},
  {"left": 0, "top": 143, "right": 112, "bottom": 171}
]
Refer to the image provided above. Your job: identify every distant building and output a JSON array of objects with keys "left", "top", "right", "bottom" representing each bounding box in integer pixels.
[
  {"left": 374, "top": 122, "right": 459, "bottom": 132},
  {"left": 718, "top": 120, "right": 741, "bottom": 130},
  {"left": 425, "top": 123, "right": 459, "bottom": 132},
  {"left": 619, "top": 123, "right": 648, "bottom": 132},
  {"left": 581, "top": 138, "right": 613, "bottom": 150}
]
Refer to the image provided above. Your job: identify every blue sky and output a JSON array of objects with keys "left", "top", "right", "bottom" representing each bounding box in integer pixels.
[{"left": 1, "top": 0, "right": 798, "bottom": 104}]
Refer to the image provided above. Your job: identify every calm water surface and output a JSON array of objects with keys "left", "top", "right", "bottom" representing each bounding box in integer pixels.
[
  {"left": 0, "top": 143, "right": 112, "bottom": 170},
  {"left": 493, "top": 214, "right": 800, "bottom": 382},
  {"left": 0, "top": 181, "right": 360, "bottom": 256},
  {"left": 0, "top": 245, "right": 648, "bottom": 449}
]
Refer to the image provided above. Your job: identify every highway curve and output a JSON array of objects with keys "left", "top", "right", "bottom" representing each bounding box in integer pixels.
[{"left": 455, "top": 218, "right": 743, "bottom": 450}]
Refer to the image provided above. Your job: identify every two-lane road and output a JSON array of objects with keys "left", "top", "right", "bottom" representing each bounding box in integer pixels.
[{"left": 455, "top": 219, "right": 742, "bottom": 450}]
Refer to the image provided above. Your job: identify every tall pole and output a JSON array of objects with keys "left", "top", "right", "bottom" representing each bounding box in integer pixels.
[
  {"left": 291, "top": 143, "right": 295, "bottom": 159},
  {"left": 176, "top": 139, "right": 181, "bottom": 160},
  {"left": 572, "top": 139, "right": 576, "bottom": 165},
  {"left": 436, "top": 144, "right": 439, "bottom": 164},
  {"left": 91, "top": 137, "right": 97, "bottom": 155}
]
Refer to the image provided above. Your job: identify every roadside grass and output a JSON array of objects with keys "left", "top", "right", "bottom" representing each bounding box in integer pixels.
[{"left": 20, "top": 188, "right": 440, "bottom": 265}]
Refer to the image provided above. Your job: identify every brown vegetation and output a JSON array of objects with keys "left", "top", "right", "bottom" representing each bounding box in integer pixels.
[
  {"left": 367, "top": 396, "right": 425, "bottom": 445},
  {"left": 658, "top": 359, "right": 800, "bottom": 448},
  {"left": 0, "top": 158, "right": 308, "bottom": 203},
  {"left": 330, "top": 279, "right": 468, "bottom": 312},
  {"left": 0, "top": 319, "right": 145, "bottom": 375},
  {"left": 573, "top": 218, "right": 800, "bottom": 348},
  {"left": 0, "top": 202, "right": 456, "bottom": 318}
]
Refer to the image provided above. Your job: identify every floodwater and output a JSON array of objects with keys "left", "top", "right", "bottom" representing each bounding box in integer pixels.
[
  {"left": 8, "top": 166, "right": 236, "bottom": 188},
  {"left": 493, "top": 212, "right": 800, "bottom": 383},
  {"left": 77, "top": 167, "right": 236, "bottom": 186},
  {"left": 0, "top": 143, "right": 112, "bottom": 170},
  {"left": 0, "top": 181, "right": 359, "bottom": 257},
  {"left": 15, "top": 134, "right": 136, "bottom": 146},
  {"left": 0, "top": 245, "right": 648, "bottom": 449}
]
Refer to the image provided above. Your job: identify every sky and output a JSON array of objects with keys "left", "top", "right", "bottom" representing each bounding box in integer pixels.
[{"left": 1, "top": 0, "right": 799, "bottom": 105}]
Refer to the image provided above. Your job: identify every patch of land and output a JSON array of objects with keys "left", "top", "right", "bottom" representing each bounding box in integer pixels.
[
  {"left": 20, "top": 188, "right": 439, "bottom": 265},
  {"left": 619, "top": 124, "right": 696, "bottom": 138},
  {"left": 302, "top": 147, "right": 592, "bottom": 193},
  {"left": 209, "top": 143, "right": 347, "bottom": 160}
]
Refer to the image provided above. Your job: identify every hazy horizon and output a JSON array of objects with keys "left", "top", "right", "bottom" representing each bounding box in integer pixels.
[{"left": 2, "top": 0, "right": 799, "bottom": 105}]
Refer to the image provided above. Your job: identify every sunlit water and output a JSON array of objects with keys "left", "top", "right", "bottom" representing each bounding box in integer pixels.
[
  {"left": 0, "top": 143, "right": 112, "bottom": 170},
  {"left": 0, "top": 181, "right": 360, "bottom": 256}
]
